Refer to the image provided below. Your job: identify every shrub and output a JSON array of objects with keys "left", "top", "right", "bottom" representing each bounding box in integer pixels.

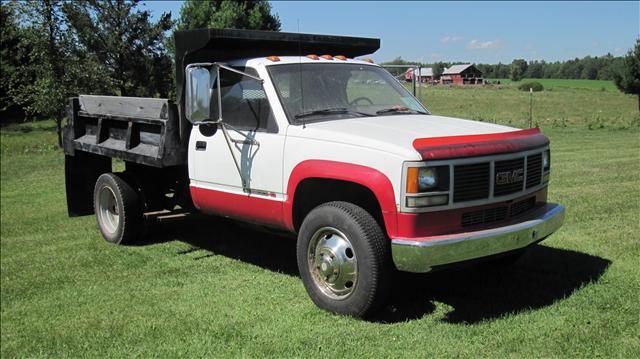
[{"left": 518, "top": 81, "right": 544, "bottom": 92}]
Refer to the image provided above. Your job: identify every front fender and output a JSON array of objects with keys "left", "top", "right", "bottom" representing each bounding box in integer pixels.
[{"left": 284, "top": 160, "right": 398, "bottom": 236}]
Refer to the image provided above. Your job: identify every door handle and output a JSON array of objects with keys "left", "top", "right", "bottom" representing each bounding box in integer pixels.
[
  {"left": 195, "top": 141, "right": 207, "bottom": 150},
  {"left": 230, "top": 138, "right": 259, "bottom": 146}
]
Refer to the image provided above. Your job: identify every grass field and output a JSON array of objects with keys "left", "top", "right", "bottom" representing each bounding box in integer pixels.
[
  {"left": 490, "top": 78, "right": 618, "bottom": 92},
  {"left": 416, "top": 80, "right": 638, "bottom": 130},
  {"left": 2, "top": 80, "right": 639, "bottom": 357}
]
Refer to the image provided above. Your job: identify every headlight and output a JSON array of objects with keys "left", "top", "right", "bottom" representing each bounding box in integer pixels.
[
  {"left": 406, "top": 166, "right": 449, "bottom": 193},
  {"left": 543, "top": 150, "right": 550, "bottom": 171},
  {"left": 418, "top": 167, "right": 437, "bottom": 191}
]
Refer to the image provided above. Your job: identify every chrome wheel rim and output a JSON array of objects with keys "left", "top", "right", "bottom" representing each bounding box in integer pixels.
[
  {"left": 97, "top": 186, "right": 119, "bottom": 234},
  {"left": 307, "top": 227, "right": 358, "bottom": 300}
]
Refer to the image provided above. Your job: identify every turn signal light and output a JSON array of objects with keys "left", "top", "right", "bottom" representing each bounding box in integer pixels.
[
  {"left": 406, "top": 167, "right": 419, "bottom": 193},
  {"left": 266, "top": 56, "right": 280, "bottom": 62}
]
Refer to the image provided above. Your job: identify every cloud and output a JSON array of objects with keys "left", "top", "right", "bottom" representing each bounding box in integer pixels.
[
  {"left": 468, "top": 39, "right": 502, "bottom": 49},
  {"left": 441, "top": 36, "right": 463, "bottom": 43}
]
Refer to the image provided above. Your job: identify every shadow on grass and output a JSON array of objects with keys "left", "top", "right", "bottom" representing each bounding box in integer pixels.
[
  {"left": 141, "top": 214, "right": 299, "bottom": 276},
  {"left": 140, "top": 214, "right": 611, "bottom": 325},
  {"left": 372, "top": 245, "right": 611, "bottom": 324}
]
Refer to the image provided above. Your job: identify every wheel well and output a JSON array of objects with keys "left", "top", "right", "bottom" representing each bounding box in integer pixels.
[{"left": 292, "top": 178, "right": 385, "bottom": 233}]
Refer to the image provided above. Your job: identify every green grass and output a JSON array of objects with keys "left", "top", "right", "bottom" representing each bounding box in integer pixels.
[
  {"left": 416, "top": 80, "right": 638, "bottom": 130},
  {"left": 2, "top": 84, "right": 640, "bottom": 357}
]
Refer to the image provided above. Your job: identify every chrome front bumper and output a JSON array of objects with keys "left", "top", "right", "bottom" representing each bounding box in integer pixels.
[{"left": 391, "top": 203, "right": 566, "bottom": 273}]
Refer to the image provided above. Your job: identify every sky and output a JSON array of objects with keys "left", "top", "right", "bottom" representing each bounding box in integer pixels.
[{"left": 143, "top": 1, "right": 639, "bottom": 64}]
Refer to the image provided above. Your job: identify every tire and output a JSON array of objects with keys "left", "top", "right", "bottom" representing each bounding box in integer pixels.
[
  {"left": 93, "top": 173, "right": 143, "bottom": 244},
  {"left": 297, "top": 201, "right": 392, "bottom": 317}
]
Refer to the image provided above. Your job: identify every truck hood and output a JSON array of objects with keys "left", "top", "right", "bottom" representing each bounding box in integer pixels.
[{"left": 287, "top": 114, "right": 519, "bottom": 160}]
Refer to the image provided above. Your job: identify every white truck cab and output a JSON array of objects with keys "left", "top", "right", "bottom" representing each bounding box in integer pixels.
[{"left": 63, "top": 29, "right": 565, "bottom": 317}]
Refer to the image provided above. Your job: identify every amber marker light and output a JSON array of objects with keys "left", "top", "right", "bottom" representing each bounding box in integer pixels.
[
  {"left": 406, "top": 167, "right": 419, "bottom": 193},
  {"left": 334, "top": 55, "right": 347, "bottom": 60},
  {"left": 306, "top": 54, "right": 319, "bottom": 60},
  {"left": 320, "top": 54, "right": 333, "bottom": 60},
  {"left": 266, "top": 55, "right": 280, "bottom": 62},
  {"left": 361, "top": 58, "right": 374, "bottom": 63}
]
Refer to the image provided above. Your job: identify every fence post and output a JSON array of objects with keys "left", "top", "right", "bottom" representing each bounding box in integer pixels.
[{"left": 529, "top": 87, "right": 533, "bottom": 128}]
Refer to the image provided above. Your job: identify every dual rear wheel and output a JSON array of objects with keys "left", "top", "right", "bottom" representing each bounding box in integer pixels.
[{"left": 94, "top": 173, "right": 142, "bottom": 244}]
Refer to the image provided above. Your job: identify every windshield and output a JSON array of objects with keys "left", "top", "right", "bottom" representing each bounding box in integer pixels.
[{"left": 268, "top": 63, "right": 429, "bottom": 124}]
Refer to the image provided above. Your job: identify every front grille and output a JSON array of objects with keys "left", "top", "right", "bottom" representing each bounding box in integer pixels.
[
  {"left": 494, "top": 157, "right": 525, "bottom": 196},
  {"left": 461, "top": 206, "right": 508, "bottom": 226},
  {"left": 510, "top": 197, "right": 536, "bottom": 217},
  {"left": 453, "top": 162, "right": 490, "bottom": 202},
  {"left": 526, "top": 153, "right": 542, "bottom": 188},
  {"left": 461, "top": 197, "right": 537, "bottom": 227}
]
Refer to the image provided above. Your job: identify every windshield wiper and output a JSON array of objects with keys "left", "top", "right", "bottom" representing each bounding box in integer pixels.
[
  {"left": 294, "top": 107, "right": 373, "bottom": 120},
  {"left": 376, "top": 107, "right": 428, "bottom": 115}
]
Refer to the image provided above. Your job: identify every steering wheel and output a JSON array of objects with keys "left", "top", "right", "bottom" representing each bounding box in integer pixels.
[{"left": 349, "top": 97, "right": 374, "bottom": 106}]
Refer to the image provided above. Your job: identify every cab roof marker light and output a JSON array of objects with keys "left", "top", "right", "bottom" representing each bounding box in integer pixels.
[
  {"left": 361, "top": 58, "right": 374, "bottom": 63},
  {"left": 266, "top": 55, "right": 280, "bottom": 62},
  {"left": 306, "top": 54, "right": 319, "bottom": 60},
  {"left": 335, "top": 55, "right": 347, "bottom": 60},
  {"left": 320, "top": 54, "right": 333, "bottom": 60}
]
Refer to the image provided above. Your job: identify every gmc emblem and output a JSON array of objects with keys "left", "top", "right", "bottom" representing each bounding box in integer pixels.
[{"left": 496, "top": 168, "right": 524, "bottom": 185}]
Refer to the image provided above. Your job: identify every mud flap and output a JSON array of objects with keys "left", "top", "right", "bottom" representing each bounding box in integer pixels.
[{"left": 65, "top": 152, "right": 111, "bottom": 216}]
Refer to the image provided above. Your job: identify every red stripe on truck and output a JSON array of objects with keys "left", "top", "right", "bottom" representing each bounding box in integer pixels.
[
  {"left": 285, "top": 160, "right": 398, "bottom": 235},
  {"left": 413, "top": 128, "right": 549, "bottom": 160},
  {"left": 190, "top": 186, "right": 287, "bottom": 228}
]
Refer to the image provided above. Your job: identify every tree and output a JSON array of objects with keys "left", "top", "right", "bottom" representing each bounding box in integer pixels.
[
  {"left": 0, "top": 1, "right": 27, "bottom": 120},
  {"left": 63, "top": 0, "right": 174, "bottom": 97},
  {"left": 4, "top": 0, "right": 72, "bottom": 143},
  {"left": 175, "top": 0, "right": 280, "bottom": 32},
  {"left": 613, "top": 39, "right": 640, "bottom": 111},
  {"left": 510, "top": 59, "right": 528, "bottom": 81}
]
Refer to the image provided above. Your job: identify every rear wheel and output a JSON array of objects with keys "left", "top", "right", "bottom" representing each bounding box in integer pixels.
[
  {"left": 297, "top": 201, "right": 391, "bottom": 317},
  {"left": 94, "top": 173, "right": 142, "bottom": 244}
]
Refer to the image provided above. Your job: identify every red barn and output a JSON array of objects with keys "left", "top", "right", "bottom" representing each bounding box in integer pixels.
[
  {"left": 440, "top": 64, "right": 484, "bottom": 85},
  {"left": 404, "top": 68, "right": 434, "bottom": 83}
]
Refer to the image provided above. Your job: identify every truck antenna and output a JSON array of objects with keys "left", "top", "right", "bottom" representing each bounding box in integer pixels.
[{"left": 297, "top": 19, "right": 306, "bottom": 129}]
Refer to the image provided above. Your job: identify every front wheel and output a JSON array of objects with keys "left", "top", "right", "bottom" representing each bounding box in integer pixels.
[
  {"left": 94, "top": 173, "right": 143, "bottom": 244},
  {"left": 297, "top": 201, "right": 391, "bottom": 317}
]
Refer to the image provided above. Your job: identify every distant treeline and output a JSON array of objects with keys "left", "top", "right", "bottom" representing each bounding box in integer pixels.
[{"left": 381, "top": 54, "right": 625, "bottom": 81}]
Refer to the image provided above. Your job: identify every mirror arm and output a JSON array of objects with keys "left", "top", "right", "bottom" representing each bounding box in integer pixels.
[{"left": 219, "top": 122, "right": 249, "bottom": 191}]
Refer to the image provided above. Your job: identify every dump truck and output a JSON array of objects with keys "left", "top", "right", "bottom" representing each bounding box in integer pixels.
[{"left": 63, "top": 28, "right": 565, "bottom": 317}]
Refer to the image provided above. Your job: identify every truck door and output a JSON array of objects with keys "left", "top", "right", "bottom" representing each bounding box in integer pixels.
[{"left": 189, "top": 67, "right": 286, "bottom": 226}]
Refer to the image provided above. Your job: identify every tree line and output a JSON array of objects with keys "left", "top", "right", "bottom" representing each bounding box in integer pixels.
[
  {"left": 382, "top": 53, "right": 627, "bottom": 81},
  {"left": 0, "top": 0, "right": 280, "bottom": 128}
]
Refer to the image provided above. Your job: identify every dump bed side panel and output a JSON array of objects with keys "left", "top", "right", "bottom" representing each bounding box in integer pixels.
[{"left": 63, "top": 96, "right": 187, "bottom": 167}]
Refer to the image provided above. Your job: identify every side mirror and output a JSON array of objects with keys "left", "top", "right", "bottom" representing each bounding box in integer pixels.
[{"left": 185, "top": 66, "right": 213, "bottom": 123}]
